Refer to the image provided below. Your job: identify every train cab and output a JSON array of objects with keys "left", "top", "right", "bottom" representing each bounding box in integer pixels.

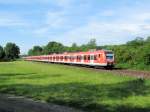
[{"left": 105, "top": 50, "right": 114, "bottom": 67}]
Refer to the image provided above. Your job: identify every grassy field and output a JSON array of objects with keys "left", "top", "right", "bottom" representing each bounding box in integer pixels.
[{"left": 0, "top": 61, "right": 150, "bottom": 112}]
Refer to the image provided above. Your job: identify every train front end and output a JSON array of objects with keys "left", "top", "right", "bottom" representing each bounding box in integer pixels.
[{"left": 105, "top": 50, "right": 115, "bottom": 68}]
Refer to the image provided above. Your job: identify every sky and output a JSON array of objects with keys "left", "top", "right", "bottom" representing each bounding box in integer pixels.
[{"left": 0, "top": 0, "right": 150, "bottom": 54}]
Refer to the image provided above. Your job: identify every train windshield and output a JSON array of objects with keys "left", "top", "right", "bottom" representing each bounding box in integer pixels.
[{"left": 106, "top": 52, "right": 114, "bottom": 59}]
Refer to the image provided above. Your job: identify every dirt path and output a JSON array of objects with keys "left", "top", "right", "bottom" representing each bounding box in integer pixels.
[
  {"left": 111, "top": 69, "right": 150, "bottom": 78},
  {"left": 0, "top": 94, "right": 84, "bottom": 112}
]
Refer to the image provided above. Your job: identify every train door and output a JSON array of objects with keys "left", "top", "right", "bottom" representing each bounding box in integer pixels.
[
  {"left": 81, "top": 55, "right": 84, "bottom": 63},
  {"left": 90, "top": 55, "right": 94, "bottom": 65}
]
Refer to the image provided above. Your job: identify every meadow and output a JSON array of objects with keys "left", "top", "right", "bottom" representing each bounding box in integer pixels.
[{"left": 0, "top": 61, "right": 150, "bottom": 112}]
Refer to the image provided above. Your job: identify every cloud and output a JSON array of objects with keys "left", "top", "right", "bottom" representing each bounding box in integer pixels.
[
  {"left": 56, "top": 9, "right": 150, "bottom": 46},
  {"left": 33, "top": 10, "right": 67, "bottom": 36},
  {"left": 134, "top": 12, "right": 150, "bottom": 21},
  {"left": 99, "top": 10, "right": 115, "bottom": 17},
  {"left": 33, "top": 7, "right": 150, "bottom": 46},
  {"left": 53, "top": 0, "right": 73, "bottom": 8},
  {"left": 46, "top": 11, "right": 66, "bottom": 28}
]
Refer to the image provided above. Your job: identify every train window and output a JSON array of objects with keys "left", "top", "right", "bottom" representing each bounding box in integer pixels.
[
  {"left": 94, "top": 55, "right": 97, "bottom": 60},
  {"left": 88, "top": 55, "right": 90, "bottom": 60},
  {"left": 70, "top": 56, "right": 74, "bottom": 61},
  {"left": 84, "top": 55, "right": 86, "bottom": 60},
  {"left": 99, "top": 54, "right": 101, "bottom": 58},
  {"left": 65, "top": 56, "right": 67, "bottom": 60},
  {"left": 106, "top": 52, "right": 114, "bottom": 60},
  {"left": 77, "top": 56, "right": 79, "bottom": 60},
  {"left": 71, "top": 56, "right": 74, "bottom": 60},
  {"left": 60, "top": 56, "right": 62, "bottom": 60},
  {"left": 74, "top": 56, "right": 76, "bottom": 60},
  {"left": 77, "top": 56, "right": 80, "bottom": 60},
  {"left": 106, "top": 56, "right": 113, "bottom": 59},
  {"left": 79, "top": 56, "right": 81, "bottom": 60},
  {"left": 70, "top": 56, "right": 72, "bottom": 60}
]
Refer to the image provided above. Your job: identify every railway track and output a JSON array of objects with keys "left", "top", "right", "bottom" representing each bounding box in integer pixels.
[{"left": 82, "top": 66, "right": 150, "bottom": 79}]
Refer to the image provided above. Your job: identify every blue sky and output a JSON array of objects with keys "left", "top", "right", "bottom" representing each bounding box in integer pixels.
[{"left": 0, "top": 0, "right": 150, "bottom": 54}]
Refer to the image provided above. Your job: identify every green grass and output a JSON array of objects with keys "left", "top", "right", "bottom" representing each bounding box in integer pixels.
[{"left": 0, "top": 61, "right": 150, "bottom": 112}]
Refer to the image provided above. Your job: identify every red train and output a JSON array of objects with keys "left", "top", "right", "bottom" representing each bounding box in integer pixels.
[
  {"left": 24, "top": 50, "right": 115, "bottom": 68},
  {"left": 24, "top": 50, "right": 114, "bottom": 67}
]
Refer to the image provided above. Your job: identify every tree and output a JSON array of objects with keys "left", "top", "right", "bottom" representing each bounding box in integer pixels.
[
  {"left": 144, "top": 53, "right": 150, "bottom": 65},
  {"left": 146, "top": 36, "right": 150, "bottom": 42},
  {"left": 44, "top": 41, "right": 64, "bottom": 54},
  {"left": 28, "top": 46, "right": 43, "bottom": 56},
  {"left": 69, "top": 43, "right": 80, "bottom": 52},
  {"left": 0, "top": 45, "right": 5, "bottom": 60},
  {"left": 4, "top": 43, "right": 20, "bottom": 59},
  {"left": 127, "top": 37, "right": 144, "bottom": 47},
  {"left": 28, "top": 49, "right": 33, "bottom": 56},
  {"left": 87, "top": 38, "right": 97, "bottom": 49}
]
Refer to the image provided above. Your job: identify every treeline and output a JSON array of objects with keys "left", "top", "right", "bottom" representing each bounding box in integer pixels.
[
  {"left": 28, "top": 39, "right": 97, "bottom": 55},
  {"left": 28, "top": 36, "right": 150, "bottom": 70},
  {"left": 103, "top": 36, "right": 150, "bottom": 69},
  {"left": 0, "top": 43, "right": 20, "bottom": 61}
]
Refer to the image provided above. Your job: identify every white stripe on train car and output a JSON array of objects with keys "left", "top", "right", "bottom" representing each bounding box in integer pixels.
[{"left": 37, "top": 59, "right": 107, "bottom": 66}]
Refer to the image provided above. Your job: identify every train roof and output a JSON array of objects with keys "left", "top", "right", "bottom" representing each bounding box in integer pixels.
[{"left": 25, "top": 49, "right": 113, "bottom": 57}]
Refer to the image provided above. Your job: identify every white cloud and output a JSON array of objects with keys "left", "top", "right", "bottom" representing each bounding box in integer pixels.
[
  {"left": 53, "top": 0, "right": 73, "bottom": 8},
  {"left": 33, "top": 9, "right": 150, "bottom": 46},
  {"left": 46, "top": 11, "right": 66, "bottom": 28},
  {"left": 33, "top": 10, "right": 67, "bottom": 36},
  {"left": 135, "top": 12, "right": 150, "bottom": 21},
  {"left": 57, "top": 10, "right": 150, "bottom": 46},
  {"left": 33, "top": 27, "right": 49, "bottom": 35},
  {"left": 99, "top": 10, "right": 115, "bottom": 17}
]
